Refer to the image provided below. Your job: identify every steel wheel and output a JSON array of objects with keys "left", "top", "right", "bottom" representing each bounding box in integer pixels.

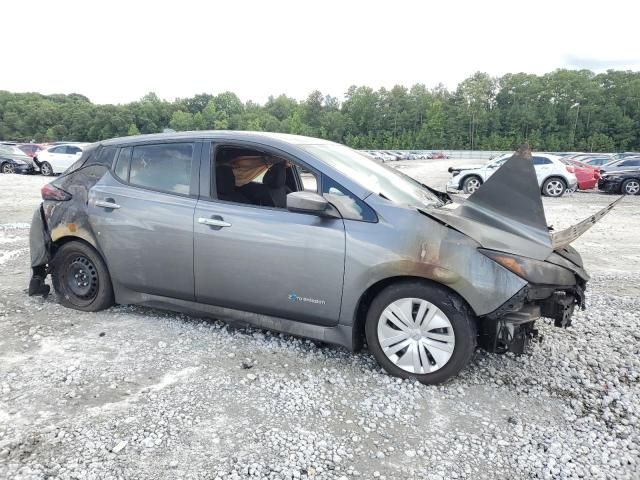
[
  {"left": 63, "top": 255, "right": 99, "bottom": 304},
  {"left": 1, "top": 163, "right": 15, "bottom": 174},
  {"left": 41, "top": 162, "right": 53, "bottom": 176},
  {"left": 377, "top": 297, "right": 456, "bottom": 374},
  {"left": 544, "top": 179, "right": 565, "bottom": 197},
  {"left": 623, "top": 180, "right": 640, "bottom": 195}
]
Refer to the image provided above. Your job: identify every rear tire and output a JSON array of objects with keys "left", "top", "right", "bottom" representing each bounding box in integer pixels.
[
  {"left": 40, "top": 162, "right": 54, "bottom": 176},
  {"left": 542, "top": 177, "right": 566, "bottom": 197},
  {"left": 365, "top": 281, "right": 476, "bottom": 385},
  {"left": 462, "top": 175, "right": 482, "bottom": 194},
  {"left": 621, "top": 179, "right": 640, "bottom": 195},
  {"left": 52, "top": 241, "right": 114, "bottom": 312}
]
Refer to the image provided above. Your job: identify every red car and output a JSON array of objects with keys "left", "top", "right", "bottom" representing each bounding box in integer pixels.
[{"left": 561, "top": 158, "right": 600, "bottom": 190}]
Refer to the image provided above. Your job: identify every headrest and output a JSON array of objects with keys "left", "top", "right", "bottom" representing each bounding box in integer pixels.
[{"left": 263, "top": 162, "right": 286, "bottom": 188}]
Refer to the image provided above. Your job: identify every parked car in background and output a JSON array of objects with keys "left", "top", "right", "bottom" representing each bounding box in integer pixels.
[
  {"left": 447, "top": 153, "right": 577, "bottom": 196},
  {"left": 17, "top": 143, "right": 45, "bottom": 158},
  {"left": 598, "top": 167, "right": 640, "bottom": 195},
  {"left": 560, "top": 158, "right": 600, "bottom": 190},
  {"left": 34, "top": 144, "right": 86, "bottom": 175},
  {"left": 0, "top": 144, "right": 36, "bottom": 174},
  {"left": 599, "top": 157, "right": 640, "bottom": 175},
  {"left": 431, "top": 151, "right": 449, "bottom": 159},
  {"left": 28, "top": 132, "right": 616, "bottom": 384},
  {"left": 582, "top": 156, "right": 616, "bottom": 167}
]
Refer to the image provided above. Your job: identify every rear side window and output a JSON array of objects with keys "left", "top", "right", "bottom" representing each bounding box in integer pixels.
[
  {"left": 129, "top": 143, "right": 193, "bottom": 195},
  {"left": 114, "top": 147, "right": 131, "bottom": 181},
  {"left": 533, "top": 156, "right": 552, "bottom": 165},
  {"left": 87, "top": 146, "right": 117, "bottom": 168},
  {"left": 621, "top": 159, "right": 640, "bottom": 166},
  {"left": 322, "top": 176, "right": 377, "bottom": 222}
]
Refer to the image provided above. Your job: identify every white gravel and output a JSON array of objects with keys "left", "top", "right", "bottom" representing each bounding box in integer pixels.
[{"left": 0, "top": 161, "right": 638, "bottom": 479}]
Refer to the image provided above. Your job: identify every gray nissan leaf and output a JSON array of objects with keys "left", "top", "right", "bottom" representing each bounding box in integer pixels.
[{"left": 28, "top": 132, "right": 619, "bottom": 384}]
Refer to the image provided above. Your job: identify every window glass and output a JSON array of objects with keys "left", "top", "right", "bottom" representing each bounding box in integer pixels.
[
  {"left": 622, "top": 159, "right": 640, "bottom": 166},
  {"left": 88, "top": 146, "right": 117, "bottom": 167},
  {"left": 296, "top": 165, "right": 318, "bottom": 191},
  {"left": 129, "top": 143, "right": 193, "bottom": 195},
  {"left": 532, "top": 156, "right": 551, "bottom": 165},
  {"left": 322, "top": 176, "right": 377, "bottom": 222},
  {"left": 68, "top": 146, "right": 81, "bottom": 154},
  {"left": 114, "top": 147, "right": 131, "bottom": 181}
]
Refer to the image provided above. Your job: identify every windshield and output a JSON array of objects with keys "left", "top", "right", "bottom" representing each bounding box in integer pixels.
[{"left": 300, "top": 143, "right": 444, "bottom": 208}]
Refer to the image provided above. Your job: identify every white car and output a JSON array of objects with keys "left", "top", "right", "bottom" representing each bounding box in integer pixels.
[
  {"left": 35, "top": 144, "right": 86, "bottom": 176},
  {"left": 446, "top": 153, "right": 578, "bottom": 197}
]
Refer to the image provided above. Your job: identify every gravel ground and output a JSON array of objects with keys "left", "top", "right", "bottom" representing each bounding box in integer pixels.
[{"left": 0, "top": 159, "right": 639, "bottom": 480}]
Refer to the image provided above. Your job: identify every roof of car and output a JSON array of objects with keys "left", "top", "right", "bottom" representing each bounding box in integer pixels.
[{"left": 100, "top": 131, "right": 335, "bottom": 149}]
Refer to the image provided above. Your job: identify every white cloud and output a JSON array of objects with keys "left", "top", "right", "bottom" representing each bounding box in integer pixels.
[{"left": 1, "top": 0, "right": 638, "bottom": 104}]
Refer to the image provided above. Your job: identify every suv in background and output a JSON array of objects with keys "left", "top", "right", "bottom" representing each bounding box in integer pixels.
[
  {"left": 34, "top": 144, "right": 86, "bottom": 175},
  {"left": 447, "top": 153, "right": 577, "bottom": 196}
]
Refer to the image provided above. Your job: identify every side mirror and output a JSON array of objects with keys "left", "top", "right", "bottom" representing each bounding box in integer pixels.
[{"left": 286, "top": 191, "right": 335, "bottom": 217}]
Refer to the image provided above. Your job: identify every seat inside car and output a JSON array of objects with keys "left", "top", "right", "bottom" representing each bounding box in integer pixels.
[
  {"left": 262, "top": 162, "right": 292, "bottom": 208},
  {"left": 216, "top": 165, "right": 249, "bottom": 203}
]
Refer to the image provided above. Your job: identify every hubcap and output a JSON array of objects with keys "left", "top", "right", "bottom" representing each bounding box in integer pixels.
[
  {"left": 377, "top": 298, "right": 455, "bottom": 375},
  {"left": 65, "top": 255, "right": 99, "bottom": 300},
  {"left": 466, "top": 178, "right": 480, "bottom": 193},
  {"left": 625, "top": 181, "right": 639, "bottom": 195},
  {"left": 2, "top": 163, "right": 14, "bottom": 174},
  {"left": 545, "top": 180, "right": 564, "bottom": 196}
]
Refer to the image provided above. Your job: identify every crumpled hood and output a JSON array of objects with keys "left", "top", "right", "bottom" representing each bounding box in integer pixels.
[{"left": 424, "top": 148, "right": 622, "bottom": 262}]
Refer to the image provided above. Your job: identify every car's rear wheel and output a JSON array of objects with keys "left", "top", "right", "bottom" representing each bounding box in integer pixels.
[
  {"left": 621, "top": 179, "right": 640, "bottom": 195},
  {"left": 462, "top": 175, "right": 482, "bottom": 194},
  {"left": 40, "top": 162, "right": 54, "bottom": 176},
  {"left": 1, "top": 162, "right": 15, "bottom": 174},
  {"left": 52, "top": 241, "right": 114, "bottom": 312},
  {"left": 542, "top": 177, "right": 566, "bottom": 197},
  {"left": 365, "top": 281, "right": 476, "bottom": 385}
]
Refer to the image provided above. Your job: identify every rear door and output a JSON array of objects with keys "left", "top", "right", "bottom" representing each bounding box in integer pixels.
[
  {"left": 533, "top": 156, "right": 553, "bottom": 185},
  {"left": 193, "top": 142, "right": 346, "bottom": 326},
  {"left": 88, "top": 141, "right": 201, "bottom": 301},
  {"left": 57, "top": 146, "right": 83, "bottom": 172}
]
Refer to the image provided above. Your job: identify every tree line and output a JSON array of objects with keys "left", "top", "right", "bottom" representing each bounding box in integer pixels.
[{"left": 1, "top": 69, "right": 639, "bottom": 152}]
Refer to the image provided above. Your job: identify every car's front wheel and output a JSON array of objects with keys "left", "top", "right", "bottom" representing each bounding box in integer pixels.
[
  {"left": 1, "top": 162, "right": 15, "bottom": 174},
  {"left": 542, "top": 177, "right": 566, "bottom": 197},
  {"left": 621, "top": 179, "right": 640, "bottom": 195},
  {"left": 462, "top": 175, "right": 482, "bottom": 194},
  {"left": 51, "top": 241, "right": 115, "bottom": 312},
  {"left": 40, "top": 162, "right": 54, "bottom": 176},
  {"left": 365, "top": 281, "right": 476, "bottom": 384}
]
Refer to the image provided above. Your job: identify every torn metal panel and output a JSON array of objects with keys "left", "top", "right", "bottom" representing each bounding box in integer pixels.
[
  {"left": 551, "top": 196, "right": 624, "bottom": 248},
  {"left": 29, "top": 206, "right": 50, "bottom": 268}
]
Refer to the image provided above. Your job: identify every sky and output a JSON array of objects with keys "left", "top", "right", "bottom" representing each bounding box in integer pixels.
[{"left": 2, "top": 0, "right": 639, "bottom": 105}]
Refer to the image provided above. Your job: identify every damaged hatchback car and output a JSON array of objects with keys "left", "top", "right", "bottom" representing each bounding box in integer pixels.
[{"left": 29, "top": 132, "right": 620, "bottom": 384}]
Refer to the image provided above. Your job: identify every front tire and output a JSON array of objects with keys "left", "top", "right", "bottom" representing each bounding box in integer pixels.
[
  {"left": 365, "top": 281, "right": 476, "bottom": 385},
  {"left": 1, "top": 162, "right": 15, "bottom": 174},
  {"left": 52, "top": 241, "right": 114, "bottom": 312},
  {"left": 542, "top": 177, "right": 566, "bottom": 197},
  {"left": 621, "top": 179, "right": 640, "bottom": 195},
  {"left": 40, "top": 162, "right": 54, "bottom": 176},
  {"left": 462, "top": 175, "right": 482, "bottom": 194}
]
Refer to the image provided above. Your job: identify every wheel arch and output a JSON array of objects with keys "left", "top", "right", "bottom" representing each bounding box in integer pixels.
[{"left": 350, "top": 275, "right": 475, "bottom": 351}]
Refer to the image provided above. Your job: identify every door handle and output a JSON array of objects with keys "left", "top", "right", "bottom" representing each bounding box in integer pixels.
[
  {"left": 95, "top": 200, "right": 121, "bottom": 209},
  {"left": 198, "top": 217, "right": 231, "bottom": 228}
]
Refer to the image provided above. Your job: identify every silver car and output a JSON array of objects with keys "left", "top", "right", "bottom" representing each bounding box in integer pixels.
[{"left": 28, "top": 132, "right": 619, "bottom": 384}]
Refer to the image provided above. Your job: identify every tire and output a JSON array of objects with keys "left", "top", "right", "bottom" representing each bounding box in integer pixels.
[
  {"left": 462, "top": 175, "right": 482, "bottom": 194},
  {"left": 40, "top": 162, "right": 54, "bottom": 176},
  {"left": 51, "top": 241, "right": 114, "bottom": 312},
  {"left": 542, "top": 177, "right": 566, "bottom": 197},
  {"left": 1, "top": 162, "right": 15, "bottom": 174},
  {"left": 365, "top": 281, "right": 476, "bottom": 385},
  {"left": 621, "top": 179, "right": 640, "bottom": 195}
]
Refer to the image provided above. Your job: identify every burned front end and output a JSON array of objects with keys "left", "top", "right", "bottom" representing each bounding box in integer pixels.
[{"left": 424, "top": 144, "right": 622, "bottom": 355}]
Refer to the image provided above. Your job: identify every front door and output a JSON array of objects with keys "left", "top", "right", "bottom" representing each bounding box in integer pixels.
[{"left": 88, "top": 142, "right": 199, "bottom": 301}]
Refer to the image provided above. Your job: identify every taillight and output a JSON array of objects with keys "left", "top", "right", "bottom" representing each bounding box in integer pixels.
[
  {"left": 41, "top": 184, "right": 72, "bottom": 201},
  {"left": 565, "top": 165, "right": 575, "bottom": 173}
]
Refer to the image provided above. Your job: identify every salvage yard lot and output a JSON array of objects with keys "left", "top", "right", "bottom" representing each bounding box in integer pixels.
[{"left": 1, "top": 158, "right": 639, "bottom": 479}]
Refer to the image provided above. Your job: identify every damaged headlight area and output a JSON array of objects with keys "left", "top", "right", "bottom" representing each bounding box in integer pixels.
[{"left": 477, "top": 248, "right": 586, "bottom": 354}]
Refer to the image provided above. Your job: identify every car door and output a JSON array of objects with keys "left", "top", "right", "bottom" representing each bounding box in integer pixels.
[
  {"left": 193, "top": 143, "right": 346, "bottom": 326},
  {"left": 532, "top": 156, "right": 553, "bottom": 185},
  {"left": 54, "top": 146, "right": 82, "bottom": 172},
  {"left": 88, "top": 141, "right": 201, "bottom": 301}
]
